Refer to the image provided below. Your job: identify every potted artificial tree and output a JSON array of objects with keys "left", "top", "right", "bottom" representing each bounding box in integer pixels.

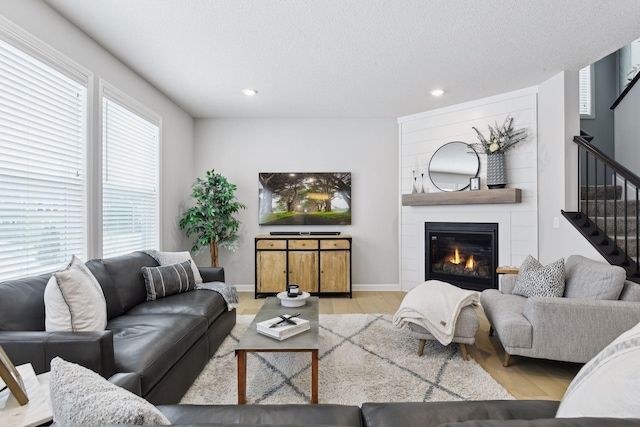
[{"left": 179, "top": 169, "right": 246, "bottom": 267}]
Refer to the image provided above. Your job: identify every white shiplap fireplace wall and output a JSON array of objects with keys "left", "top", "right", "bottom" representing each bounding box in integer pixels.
[{"left": 398, "top": 88, "right": 539, "bottom": 291}]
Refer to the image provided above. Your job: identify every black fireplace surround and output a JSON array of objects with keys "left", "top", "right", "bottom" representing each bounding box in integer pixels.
[{"left": 425, "top": 222, "right": 498, "bottom": 291}]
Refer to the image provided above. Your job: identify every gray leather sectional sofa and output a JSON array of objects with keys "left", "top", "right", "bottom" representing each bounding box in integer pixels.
[
  {"left": 0, "top": 251, "right": 235, "bottom": 404},
  {"left": 99, "top": 394, "right": 640, "bottom": 426}
]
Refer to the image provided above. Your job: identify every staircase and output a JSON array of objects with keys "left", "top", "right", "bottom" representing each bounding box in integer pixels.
[{"left": 562, "top": 134, "right": 640, "bottom": 282}]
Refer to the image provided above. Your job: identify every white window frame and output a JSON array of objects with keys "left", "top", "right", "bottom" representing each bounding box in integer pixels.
[
  {"left": 99, "top": 80, "right": 162, "bottom": 258},
  {"left": 579, "top": 64, "right": 595, "bottom": 119}
]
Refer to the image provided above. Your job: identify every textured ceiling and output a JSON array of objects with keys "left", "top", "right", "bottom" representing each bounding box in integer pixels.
[{"left": 44, "top": 0, "right": 640, "bottom": 118}]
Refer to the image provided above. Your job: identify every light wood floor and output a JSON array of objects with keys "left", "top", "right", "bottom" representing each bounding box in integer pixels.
[{"left": 237, "top": 291, "right": 581, "bottom": 401}]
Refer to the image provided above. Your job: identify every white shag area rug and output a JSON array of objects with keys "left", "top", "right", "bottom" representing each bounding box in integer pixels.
[{"left": 181, "top": 314, "right": 513, "bottom": 405}]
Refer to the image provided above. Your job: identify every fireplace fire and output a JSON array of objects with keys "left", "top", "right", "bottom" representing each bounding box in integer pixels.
[
  {"left": 425, "top": 222, "right": 498, "bottom": 291},
  {"left": 433, "top": 246, "right": 490, "bottom": 279}
]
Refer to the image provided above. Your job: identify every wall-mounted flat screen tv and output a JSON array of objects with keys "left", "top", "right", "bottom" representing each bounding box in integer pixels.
[{"left": 259, "top": 172, "right": 351, "bottom": 225}]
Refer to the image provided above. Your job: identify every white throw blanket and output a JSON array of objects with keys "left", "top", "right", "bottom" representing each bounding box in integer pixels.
[{"left": 392, "top": 280, "right": 479, "bottom": 345}]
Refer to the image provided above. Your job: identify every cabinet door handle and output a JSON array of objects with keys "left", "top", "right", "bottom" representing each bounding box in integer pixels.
[{"left": 270, "top": 243, "right": 274, "bottom": 247}]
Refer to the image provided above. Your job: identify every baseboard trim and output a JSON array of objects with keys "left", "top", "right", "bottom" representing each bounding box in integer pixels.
[
  {"left": 235, "top": 284, "right": 402, "bottom": 293},
  {"left": 352, "top": 283, "right": 401, "bottom": 291}
]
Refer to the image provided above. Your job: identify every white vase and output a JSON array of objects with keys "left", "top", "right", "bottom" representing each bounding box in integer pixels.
[{"left": 486, "top": 153, "right": 506, "bottom": 189}]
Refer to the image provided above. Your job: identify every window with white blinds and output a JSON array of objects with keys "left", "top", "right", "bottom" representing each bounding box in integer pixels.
[
  {"left": 102, "top": 92, "right": 159, "bottom": 258},
  {"left": 579, "top": 64, "right": 595, "bottom": 118},
  {"left": 0, "top": 38, "right": 87, "bottom": 281}
]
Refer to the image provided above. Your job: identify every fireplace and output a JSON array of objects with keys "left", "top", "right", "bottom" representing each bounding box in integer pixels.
[{"left": 425, "top": 222, "right": 498, "bottom": 291}]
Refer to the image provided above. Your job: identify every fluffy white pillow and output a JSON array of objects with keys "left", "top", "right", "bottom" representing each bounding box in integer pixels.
[
  {"left": 145, "top": 250, "right": 203, "bottom": 284},
  {"left": 44, "top": 255, "right": 107, "bottom": 332},
  {"left": 556, "top": 321, "right": 640, "bottom": 418},
  {"left": 50, "top": 357, "right": 170, "bottom": 427}
]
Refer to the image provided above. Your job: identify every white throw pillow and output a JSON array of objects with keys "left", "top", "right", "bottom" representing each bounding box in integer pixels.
[
  {"left": 50, "top": 357, "right": 170, "bottom": 427},
  {"left": 44, "top": 255, "right": 107, "bottom": 332},
  {"left": 145, "top": 250, "right": 203, "bottom": 284},
  {"left": 556, "top": 320, "right": 640, "bottom": 418}
]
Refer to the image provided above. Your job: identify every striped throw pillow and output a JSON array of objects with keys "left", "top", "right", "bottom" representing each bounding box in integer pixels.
[{"left": 141, "top": 260, "right": 196, "bottom": 301}]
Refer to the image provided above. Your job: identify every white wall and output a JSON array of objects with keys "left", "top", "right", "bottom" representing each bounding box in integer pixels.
[
  {"left": 537, "top": 71, "right": 605, "bottom": 263},
  {"left": 0, "top": 1, "right": 196, "bottom": 254},
  {"left": 193, "top": 118, "right": 399, "bottom": 290},
  {"left": 398, "top": 88, "right": 539, "bottom": 291}
]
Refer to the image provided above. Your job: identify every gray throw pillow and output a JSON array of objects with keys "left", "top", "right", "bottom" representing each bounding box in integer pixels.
[
  {"left": 144, "top": 249, "right": 203, "bottom": 284},
  {"left": 564, "top": 254, "right": 626, "bottom": 300},
  {"left": 512, "top": 255, "right": 565, "bottom": 298},
  {"left": 50, "top": 357, "right": 170, "bottom": 427},
  {"left": 141, "top": 260, "right": 196, "bottom": 301}
]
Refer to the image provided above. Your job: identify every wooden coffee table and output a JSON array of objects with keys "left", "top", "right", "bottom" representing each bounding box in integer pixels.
[{"left": 235, "top": 296, "right": 319, "bottom": 404}]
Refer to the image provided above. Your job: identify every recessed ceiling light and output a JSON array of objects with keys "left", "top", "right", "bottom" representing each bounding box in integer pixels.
[
  {"left": 430, "top": 89, "right": 445, "bottom": 97},
  {"left": 242, "top": 88, "right": 258, "bottom": 96}
]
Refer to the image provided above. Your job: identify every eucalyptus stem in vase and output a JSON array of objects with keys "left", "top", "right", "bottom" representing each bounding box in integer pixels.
[{"left": 470, "top": 115, "right": 528, "bottom": 189}]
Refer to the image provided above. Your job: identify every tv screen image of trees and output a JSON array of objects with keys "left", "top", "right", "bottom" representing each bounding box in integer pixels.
[{"left": 259, "top": 172, "right": 351, "bottom": 225}]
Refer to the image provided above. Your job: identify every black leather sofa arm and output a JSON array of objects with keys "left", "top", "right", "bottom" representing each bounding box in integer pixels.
[
  {"left": 439, "top": 418, "right": 640, "bottom": 426},
  {"left": 199, "top": 267, "right": 225, "bottom": 283},
  {"left": 157, "top": 404, "right": 363, "bottom": 427},
  {"left": 108, "top": 372, "right": 141, "bottom": 396},
  {"left": 361, "top": 401, "right": 560, "bottom": 427},
  {"left": 0, "top": 330, "right": 116, "bottom": 377}
]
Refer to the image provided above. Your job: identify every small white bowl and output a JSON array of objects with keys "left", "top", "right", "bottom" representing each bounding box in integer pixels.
[{"left": 276, "top": 291, "right": 310, "bottom": 307}]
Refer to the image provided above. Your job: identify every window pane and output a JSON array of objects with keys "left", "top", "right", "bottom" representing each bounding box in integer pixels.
[
  {"left": 0, "top": 39, "right": 86, "bottom": 281},
  {"left": 579, "top": 65, "right": 594, "bottom": 118},
  {"left": 102, "top": 97, "right": 159, "bottom": 258}
]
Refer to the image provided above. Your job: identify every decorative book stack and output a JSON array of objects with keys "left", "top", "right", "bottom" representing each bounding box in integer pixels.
[{"left": 257, "top": 316, "right": 310, "bottom": 340}]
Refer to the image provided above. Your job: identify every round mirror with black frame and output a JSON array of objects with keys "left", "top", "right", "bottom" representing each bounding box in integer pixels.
[{"left": 428, "top": 141, "right": 479, "bottom": 191}]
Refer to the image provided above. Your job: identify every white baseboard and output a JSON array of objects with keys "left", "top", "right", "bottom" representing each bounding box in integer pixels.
[
  {"left": 352, "top": 283, "right": 401, "bottom": 291},
  {"left": 235, "top": 284, "right": 402, "bottom": 293}
]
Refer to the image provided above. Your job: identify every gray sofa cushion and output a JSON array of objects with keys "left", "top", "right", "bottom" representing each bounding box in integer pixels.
[
  {"left": 102, "top": 252, "right": 159, "bottom": 312},
  {"left": 361, "top": 401, "right": 560, "bottom": 427},
  {"left": 158, "top": 404, "right": 364, "bottom": 427},
  {"left": 480, "top": 290, "right": 532, "bottom": 349},
  {"left": 619, "top": 281, "right": 640, "bottom": 302},
  {"left": 564, "top": 255, "right": 625, "bottom": 300},
  {"left": 127, "top": 289, "right": 228, "bottom": 327},
  {"left": 107, "top": 313, "right": 207, "bottom": 395},
  {"left": 86, "top": 259, "right": 125, "bottom": 320},
  {"left": 438, "top": 419, "right": 640, "bottom": 426},
  {"left": 0, "top": 272, "right": 50, "bottom": 330}
]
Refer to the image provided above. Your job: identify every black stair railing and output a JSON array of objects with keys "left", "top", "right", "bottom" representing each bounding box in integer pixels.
[{"left": 562, "top": 134, "right": 640, "bottom": 280}]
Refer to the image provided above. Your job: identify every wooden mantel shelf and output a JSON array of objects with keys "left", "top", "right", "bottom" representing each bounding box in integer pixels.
[{"left": 402, "top": 188, "right": 522, "bottom": 206}]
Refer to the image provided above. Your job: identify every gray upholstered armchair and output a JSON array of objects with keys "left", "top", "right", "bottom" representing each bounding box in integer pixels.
[{"left": 480, "top": 255, "right": 640, "bottom": 366}]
